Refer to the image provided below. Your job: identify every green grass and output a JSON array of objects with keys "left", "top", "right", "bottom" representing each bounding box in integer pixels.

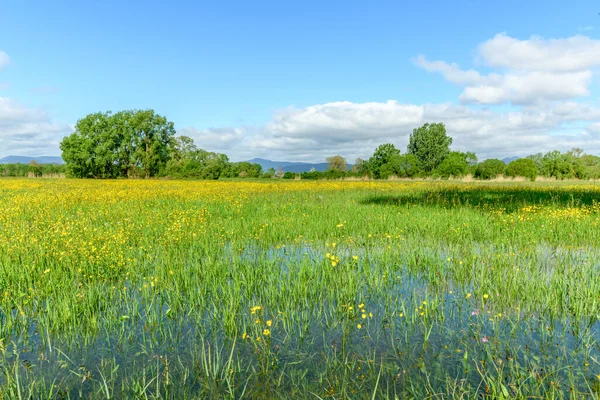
[{"left": 0, "top": 179, "right": 599, "bottom": 398}]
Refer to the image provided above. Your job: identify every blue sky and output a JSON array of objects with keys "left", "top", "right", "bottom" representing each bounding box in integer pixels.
[{"left": 1, "top": 0, "right": 599, "bottom": 161}]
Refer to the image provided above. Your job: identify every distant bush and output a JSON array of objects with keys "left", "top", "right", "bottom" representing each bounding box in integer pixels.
[
  {"left": 0, "top": 163, "right": 66, "bottom": 177},
  {"left": 283, "top": 172, "right": 295, "bottom": 179},
  {"left": 506, "top": 159, "right": 537, "bottom": 181},
  {"left": 379, "top": 154, "right": 421, "bottom": 179},
  {"left": 474, "top": 159, "right": 506, "bottom": 180},
  {"left": 299, "top": 170, "right": 349, "bottom": 180},
  {"left": 434, "top": 151, "right": 469, "bottom": 178}
]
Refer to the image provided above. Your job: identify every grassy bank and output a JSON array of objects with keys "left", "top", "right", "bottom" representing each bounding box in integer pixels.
[{"left": 0, "top": 179, "right": 599, "bottom": 398}]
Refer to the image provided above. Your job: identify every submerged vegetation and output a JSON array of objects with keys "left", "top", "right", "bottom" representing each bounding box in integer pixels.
[{"left": 0, "top": 179, "right": 599, "bottom": 398}]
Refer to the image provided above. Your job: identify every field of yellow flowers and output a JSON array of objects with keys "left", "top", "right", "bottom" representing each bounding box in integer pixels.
[{"left": 0, "top": 178, "right": 599, "bottom": 398}]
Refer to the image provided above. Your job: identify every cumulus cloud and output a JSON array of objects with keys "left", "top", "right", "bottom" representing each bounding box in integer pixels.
[
  {"left": 210, "top": 100, "right": 600, "bottom": 162},
  {"left": 414, "top": 55, "right": 485, "bottom": 86},
  {"left": 266, "top": 101, "right": 423, "bottom": 140},
  {"left": 586, "top": 122, "right": 600, "bottom": 136},
  {"left": 0, "top": 97, "right": 72, "bottom": 157},
  {"left": 178, "top": 126, "right": 248, "bottom": 153},
  {"left": 416, "top": 33, "right": 600, "bottom": 105},
  {"left": 460, "top": 71, "right": 591, "bottom": 105},
  {"left": 3, "top": 35, "right": 600, "bottom": 163},
  {"left": 478, "top": 34, "right": 600, "bottom": 72}
]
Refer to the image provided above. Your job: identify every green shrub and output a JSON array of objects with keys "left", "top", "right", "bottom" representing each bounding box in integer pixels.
[
  {"left": 474, "top": 159, "right": 506, "bottom": 180},
  {"left": 506, "top": 158, "right": 537, "bottom": 181}
]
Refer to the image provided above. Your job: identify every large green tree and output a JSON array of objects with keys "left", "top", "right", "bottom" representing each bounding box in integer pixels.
[
  {"left": 60, "top": 109, "right": 175, "bottom": 178},
  {"left": 379, "top": 154, "right": 421, "bottom": 179},
  {"left": 407, "top": 123, "right": 452, "bottom": 174},
  {"left": 434, "top": 151, "right": 469, "bottom": 178},
  {"left": 368, "top": 143, "right": 401, "bottom": 178},
  {"left": 60, "top": 112, "right": 120, "bottom": 178},
  {"left": 326, "top": 155, "right": 347, "bottom": 172},
  {"left": 506, "top": 158, "right": 537, "bottom": 181},
  {"left": 352, "top": 158, "right": 370, "bottom": 176},
  {"left": 164, "top": 136, "right": 230, "bottom": 180},
  {"left": 130, "top": 110, "right": 175, "bottom": 178},
  {"left": 474, "top": 158, "right": 506, "bottom": 180}
]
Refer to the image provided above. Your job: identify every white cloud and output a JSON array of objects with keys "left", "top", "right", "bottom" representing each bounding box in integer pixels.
[
  {"left": 416, "top": 34, "right": 600, "bottom": 105},
  {"left": 586, "top": 122, "right": 600, "bottom": 136},
  {"left": 206, "top": 100, "right": 600, "bottom": 162},
  {"left": 417, "top": 55, "right": 592, "bottom": 105},
  {"left": 478, "top": 33, "right": 600, "bottom": 72},
  {"left": 0, "top": 97, "right": 73, "bottom": 157},
  {"left": 3, "top": 35, "right": 600, "bottom": 164},
  {"left": 178, "top": 126, "right": 248, "bottom": 153},
  {"left": 458, "top": 71, "right": 591, "bottom": 105},
  {"left": 414, "top": 55, "right": 484, "bottom": 85},
  {"left": 266, "top": 101, "right": 423, "bottom": 140}
]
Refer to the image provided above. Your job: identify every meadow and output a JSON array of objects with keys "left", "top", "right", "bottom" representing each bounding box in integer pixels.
[{"left": 0, "top": 178, "right": 599, "bottom": 399}]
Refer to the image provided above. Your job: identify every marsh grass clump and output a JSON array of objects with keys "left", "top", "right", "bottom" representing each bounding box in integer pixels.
[{"left": 0, "top": 179, "right": 599, "bottom": 398}]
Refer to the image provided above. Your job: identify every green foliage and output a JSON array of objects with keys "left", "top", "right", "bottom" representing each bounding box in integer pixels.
[
  {"left": 368, "top": 143, "right": 401, "bottom": 178},
  {"left": 164, "top": 137, "right": 230, "bottom": 180},
  {"left": 433, "top": 151, "right": 469, "bottom": 178},
  {"left": 263, "top": 168, "right": 276, "bottom": 179},
  {"left": 282, "top": 171, "right": 295, "bottom": 179},
  {"left": 506, "top": 158, "right": 538, "bottom": 181},
  {"left": 474, "top": 159, "right": 506, "bottom": 180},
  {"left": 221, "top": 161, "right": 263, "bottom": 178},
  {"left": 0, "top": 163, "right": 66, "bottom": 177},
  {"left": 326, "top": 155, "right": 347, "bottom": 171},
  {"left": 352, "top": 158, "right": 371, "bottom": 176},
  {"left": 525, "top": 153, "right": 543, "bottom": 170},
  {"left": 523, "top": 149, "right": 594, "bottom": 180},
  {"left": 580, "top": 154, "right": 600, "bottom": 179},
  {"left": 379, "top": 154, "right": 421, "bottom": 179},
  {"left": 407, "top": 123, "right": 452, "bottom": 173},
  {"left": 300, "top": 170, "right": 320, "bottom": 180},
  {"left": 300, "top": 169, "right": 347, "bottom": 180},
  {"left": 540, "top": 151, "right": 573, "bottom": 179},
  {"left": 28, "top": 161, "right": 43, "bottom": 177},
  {"left": 57, "top": 113, "right": 600, "bottom": 182},
  {"left": 60, "top": 110, "right": 175, "bottom": 178},
  {"left": 2, "top": 180, "right": 600, "bottom": 397}
]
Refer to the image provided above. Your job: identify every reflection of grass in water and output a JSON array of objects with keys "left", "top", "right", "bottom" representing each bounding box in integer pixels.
[{"left": 0, "top": 179, "right": 599, "bottom": 397}]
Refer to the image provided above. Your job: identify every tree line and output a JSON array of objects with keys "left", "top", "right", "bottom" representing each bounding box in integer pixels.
[
  {"left": 58, "top": 110, "right": 600, "bottom": 181},
  {"left": 320, "top": 124, "right": 600, "bottom": 181},
  {"left": 0, "top": 162, "right": 66, "bottom": 178},
  {"left": 59, "top": 110, "right": 264, "bottom": 179}
]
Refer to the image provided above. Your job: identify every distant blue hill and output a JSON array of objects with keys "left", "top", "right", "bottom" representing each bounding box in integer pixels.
[
  {"left": 248, "top": 158, "right": 352, "bottom": 173},
  {"left": 0, "top": 155, "right": 65, "bottom": 164},
  {"left": 502, "top": 156, "right": 519, "bottom": 164}
]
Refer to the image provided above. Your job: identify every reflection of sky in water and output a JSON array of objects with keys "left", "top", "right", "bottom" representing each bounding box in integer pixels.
[{"left": 1, "top": 244, "right": 598, "bottom": 397}]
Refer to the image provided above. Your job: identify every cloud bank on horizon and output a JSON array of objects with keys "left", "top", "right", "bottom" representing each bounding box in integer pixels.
[{"left": 1, "top": 33, "right": 600, "bottom": 162}]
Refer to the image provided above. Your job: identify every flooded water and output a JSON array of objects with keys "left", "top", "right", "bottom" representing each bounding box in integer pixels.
[{"left": 1, "top": 244, "right": 599, "bottom": 398}]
